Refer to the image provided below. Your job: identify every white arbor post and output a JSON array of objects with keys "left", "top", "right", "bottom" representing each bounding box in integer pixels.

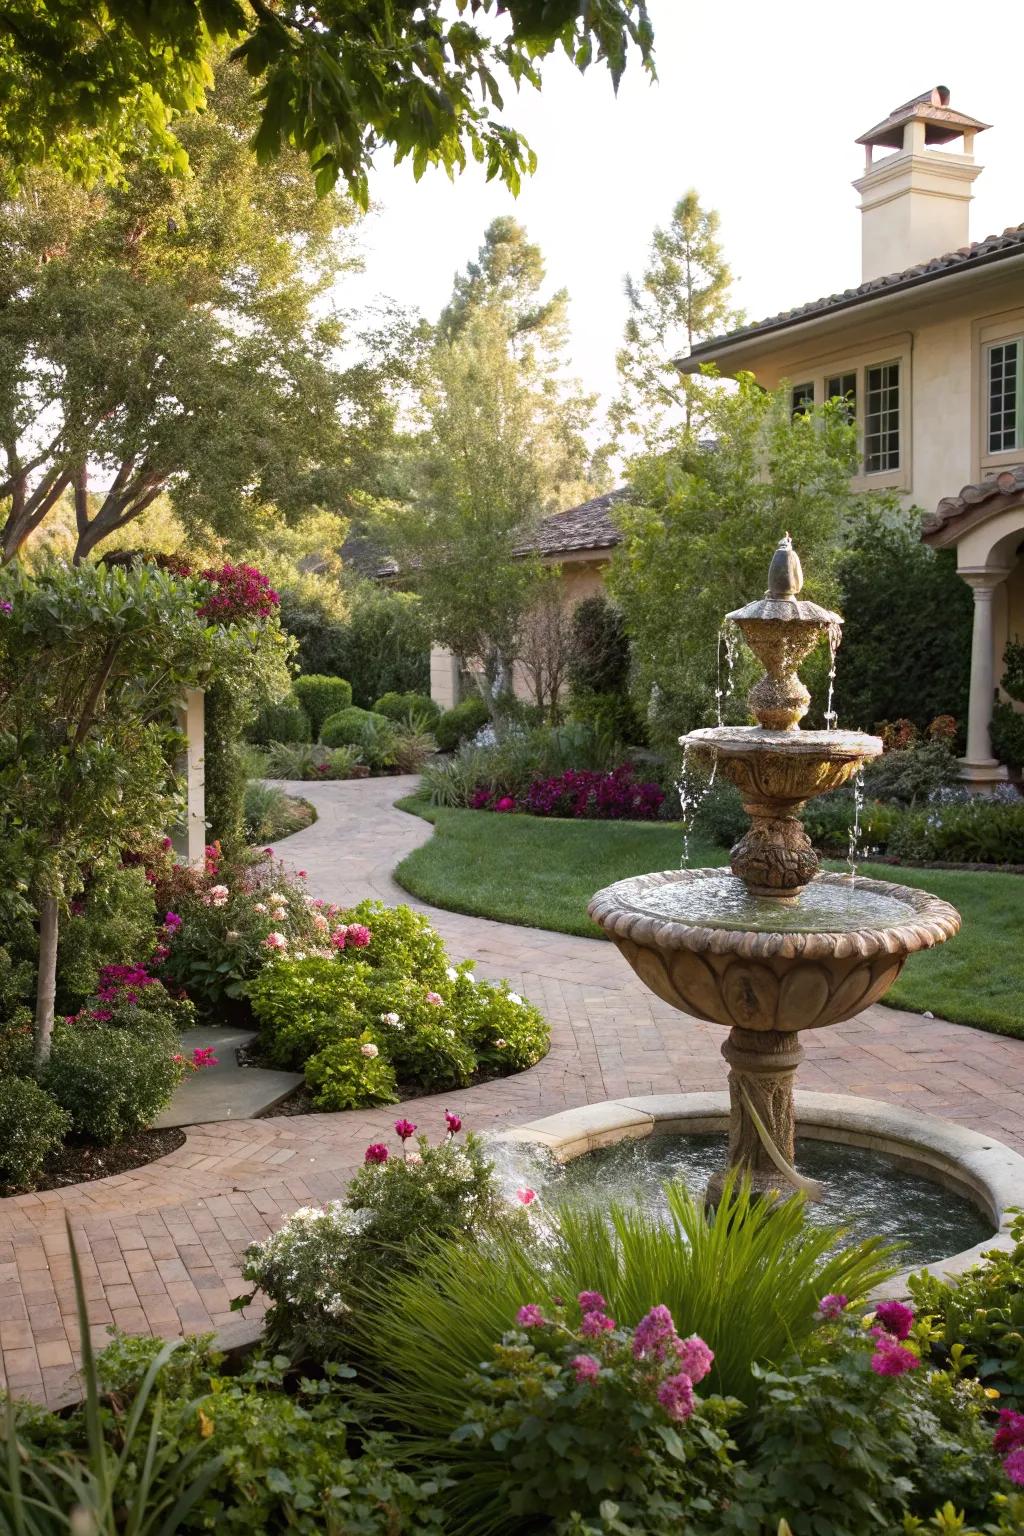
[
  {"left": 961, "top": 570, "right": 1010, "bottom": 779},
  {"left": 173, "top": 687, "right": 206, "bottom": 867}
]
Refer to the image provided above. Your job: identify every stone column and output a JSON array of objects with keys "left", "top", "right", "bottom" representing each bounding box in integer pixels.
[
  {"left": 429, "top": 645, "right": 460, "bottom": 711},
  {"left": 707, "top": 1027, "right": 806, "bottom": 1204},
  {"left": 962, "top": 570, "right": 1010, "bottom": 772},
  {"left": 172, "top": 687, "right": 206, "bottom": 868}
]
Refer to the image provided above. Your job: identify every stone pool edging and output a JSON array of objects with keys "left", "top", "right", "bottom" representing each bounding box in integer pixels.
[{"left": 492, "top": 1090, "right": 1024, "bottom": 1297}]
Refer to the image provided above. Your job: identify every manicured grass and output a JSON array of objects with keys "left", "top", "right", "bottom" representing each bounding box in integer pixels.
[{"left": 394, "top": 795, "right": 1024, "bottom": 1038}]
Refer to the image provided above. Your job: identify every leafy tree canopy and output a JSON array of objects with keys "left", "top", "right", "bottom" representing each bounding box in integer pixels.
[
  {"left": 0, "top": 60, "right": 411, "bottom": 564},
  {"left": 0, "top": 1, "right": 654, "bottom": 203}
]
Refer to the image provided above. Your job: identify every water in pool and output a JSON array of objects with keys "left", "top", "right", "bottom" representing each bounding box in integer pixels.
[{"left": 542, "top": 1134, "right": 994, "bottom": 1268}]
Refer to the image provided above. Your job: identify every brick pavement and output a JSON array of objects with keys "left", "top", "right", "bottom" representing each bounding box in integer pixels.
[{"left": 2, "top": 775, "right": 1023, "bottom": 1404}]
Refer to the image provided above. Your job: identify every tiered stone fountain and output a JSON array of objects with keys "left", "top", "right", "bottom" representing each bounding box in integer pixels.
[{"left": 588, "top": 536, "right": 961, "bottom": 1201}]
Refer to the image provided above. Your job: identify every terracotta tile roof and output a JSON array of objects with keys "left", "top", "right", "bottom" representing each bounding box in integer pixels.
[
  {"left": 515, "top": 488, "right": 628, "bottom": 557},
  {"left": 687, "top": 224, "right": 1024, "bottom": 360},
  {"left": 922, "top": 464, "right": 1024, "bottom": 545}
]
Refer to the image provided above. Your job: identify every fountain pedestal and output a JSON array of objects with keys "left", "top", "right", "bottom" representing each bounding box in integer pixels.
[{"left": 707, "top": 1028, "right": 806, "bottom": 1203}]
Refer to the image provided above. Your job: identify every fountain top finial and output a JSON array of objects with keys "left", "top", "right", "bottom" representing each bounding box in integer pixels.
[{"left": 766, "top": 533, "right": 803, "bottom": 600}]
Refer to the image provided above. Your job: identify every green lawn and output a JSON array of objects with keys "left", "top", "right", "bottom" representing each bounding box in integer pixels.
[{"left": 393, "top": 795, "right": 1024, "bottom": 1039}]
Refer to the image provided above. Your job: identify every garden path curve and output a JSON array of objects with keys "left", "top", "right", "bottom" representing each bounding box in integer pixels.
[{"left": 3, "top": 776, "right": 1024, "bottom": 1405}]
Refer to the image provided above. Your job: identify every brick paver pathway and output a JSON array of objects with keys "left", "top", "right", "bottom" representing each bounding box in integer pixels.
[{"left": 2, "top": 776, "right": 1022, "bottom": 1404}]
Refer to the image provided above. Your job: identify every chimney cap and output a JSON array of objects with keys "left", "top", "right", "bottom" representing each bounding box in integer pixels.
[{"left": 856, "top": 87, "right": 990, "bottom": 151}]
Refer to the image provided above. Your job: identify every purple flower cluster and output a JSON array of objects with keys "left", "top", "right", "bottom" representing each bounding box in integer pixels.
[
  {"left": 95, "top": 962, "right": 158, "bottom": 1006},
  {"left": 524, "top": 764, "right": 664, "bottom": 821},
  {"left": 994, "top": 1409, "right": 1024, "bottom": 1486},
  {"left": 868, "top": 1300, "right": 919, "bottom": 1376},
  {"left": 197, "top": 562, "right": 279, "bottom": 624}
]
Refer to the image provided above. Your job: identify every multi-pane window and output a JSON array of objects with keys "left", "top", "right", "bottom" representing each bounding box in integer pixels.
[
  {"left": 791, "top": 381, "right": 815, "bottom": 418},
  {"left": 987, "top": 340, "right": 1023, "bottom": 454},
  {"left": 825, "top": 371, "right": 857, "bottom": 423},
  {"left": 864, "top": 361, "right": 900, "bottom": 472}
]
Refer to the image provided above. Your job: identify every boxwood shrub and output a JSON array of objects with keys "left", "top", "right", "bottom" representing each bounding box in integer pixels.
[
  {"left": 0, "top": 1077, "right": 70, "bottom": 1190},
  {"left": 247, "top": 696, "right": 311, "bottom": 747},
  {"left": 373, "top": 691, "right": 441, "bottom": 728},
  {"left": 435, "top": 695, "right": 490, "bottom": 751},
  {"left": 321, "top": 705, "right": 388, "bottom": 747},
  {"left": 293, "top": 675, "right": 353, "bottom": 739},
  {"left": 44, "top": 1023, "right": 183, "bottom": 1143}
]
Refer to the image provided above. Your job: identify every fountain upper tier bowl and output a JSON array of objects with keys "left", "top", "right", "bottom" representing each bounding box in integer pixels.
[
  {"left": 683, "top": 724, "right": 882, "bottom": 807},
  {"left": 587, "top": 868, "right": 960, "bottom": 1034}
]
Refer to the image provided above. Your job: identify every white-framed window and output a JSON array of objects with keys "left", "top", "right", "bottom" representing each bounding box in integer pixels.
[
  {"left": 986, "top": 338, "right": 1023, "bottom": 455},
  {"left": 825, "top": 370, "right": 857, "bottom": 424},
  {"left": 863, "top": 360, "right": 901, "bottom": 473},
  {"left": 790, "top": 381, "right": 815, "bottom": 418}
]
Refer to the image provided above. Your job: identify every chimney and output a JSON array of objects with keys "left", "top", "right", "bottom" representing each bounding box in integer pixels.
[{"left": 853, "top": 87, "right": 990, "bottom": 282}]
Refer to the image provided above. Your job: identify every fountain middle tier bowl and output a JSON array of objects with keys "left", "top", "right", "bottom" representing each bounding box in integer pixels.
[
  {"left": 682, "top": 725, "right": 884, "bottom": 806},
  {"left": 587, "top": 869, "right": 960, "bottom": 1033}
]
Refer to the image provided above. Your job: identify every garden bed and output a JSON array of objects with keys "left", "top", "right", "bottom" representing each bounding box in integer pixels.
[{"left": 1, "top": 1126, "right": 185, "bottom": 1197}]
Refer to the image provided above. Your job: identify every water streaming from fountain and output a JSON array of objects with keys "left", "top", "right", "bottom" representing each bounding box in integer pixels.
[
  {"left": 824, "top": 622, "right": 842, "bottom": 731},
  {"left": 676, "top": 743, "right": 717, "bottom": 868},
  {"left": 847, "top": 769, "right": 865, "bottom": 881},
  {"left": 714, "top": 619, "right": 739, "bottom": 726}
]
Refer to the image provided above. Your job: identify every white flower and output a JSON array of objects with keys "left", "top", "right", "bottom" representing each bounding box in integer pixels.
[
  {"left": 271, "top": 907, "right": 287, "bottom": 921},
  {"left": 380, "top": 1012, "right": 401, "bottom": 1027},
  {"left": 267, "top": 892, "right": 287, "bottom": 904},
  {"left": 405, "top": 1151, "right": 423, "bottom": 1166},
  {"left": 465, "top": 972, "right": 476, "bottom": 985},
  {"left": 506, "top": 992, "right": 523, "bottom": 1006},
  {"left": 293, "top": 951, "right": 307, "bottom": 962},
  {"left": 446, "top": 965, "right": 459, "bottom": 981},
  {"left": 253, "top": 902, "right": 267, "bottom": 914},
  {"left": 495, "top": 1038, "right": 508, "bottom": 1049},
  {"left": 360, "top": 1042, "right": 379, "bottom": 1059},
  {"left": 207, "top": 883, "right": 229, "bottom": 907}
]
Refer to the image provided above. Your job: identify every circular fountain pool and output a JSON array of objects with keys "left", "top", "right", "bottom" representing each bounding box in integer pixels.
[
  {"left": 609, "top": 871, "right": 916, "bottom": 933},
  {"left": 546, "top": 1133, "right": 993, "bottom": 1268}
]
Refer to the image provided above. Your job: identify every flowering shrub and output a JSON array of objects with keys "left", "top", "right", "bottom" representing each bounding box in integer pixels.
[
  {"left": 523, "top": 764, "right": 664, "bottom": 820},
  {"left": 196, "top": 562, "right": 280, "bottom": 624},
  {"left": 43, "top": 1021, "right": 186, "bottom": 1143},
  {"left": 246, "top": 900, "right": 549, "bottom": 1104},
  {"left": 240, "top": 1118, "right": 525, "bottom": 1358},
  {"left": 450, "top": 1299, "right": 737, "bottom": 1532}
]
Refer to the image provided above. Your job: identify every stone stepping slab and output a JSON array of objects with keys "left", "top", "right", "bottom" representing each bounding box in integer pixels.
[{"left": 151, "top": 1026, "right": 302, "bottom": 1128}]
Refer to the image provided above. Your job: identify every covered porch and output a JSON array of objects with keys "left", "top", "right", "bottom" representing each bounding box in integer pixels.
[{"left": 923, "top": 466, "right": 1024, "bottom": 786}]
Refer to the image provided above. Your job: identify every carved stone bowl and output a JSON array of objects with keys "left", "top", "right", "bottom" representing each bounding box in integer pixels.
[
  {"left": 683, "top": 726, "right": 883, "bottom": 809},
  {"left": 587, "top": 869, "right": 961, "bottom": 1034}
]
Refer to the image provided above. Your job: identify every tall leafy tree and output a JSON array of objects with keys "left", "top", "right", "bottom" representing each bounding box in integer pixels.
[
  {"left": 440, "top": 216, "right": 568, "bottom": 357},
  {"left": 0, "top": 61, "right": 406, "bottom": 565},
  {"left": 0, "top": 2, "right": 654, "bottom": 202},
  {"left": 611, "top": 189, "right": 740, "bottom": 450},
  {"left": 610, "top": 377, "right": 864, "bottom": 751}
]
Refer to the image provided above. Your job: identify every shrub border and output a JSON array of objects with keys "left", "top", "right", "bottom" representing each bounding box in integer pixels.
[{"left": 493, "top": 1091, "right": 1024, "bottom": 1298}]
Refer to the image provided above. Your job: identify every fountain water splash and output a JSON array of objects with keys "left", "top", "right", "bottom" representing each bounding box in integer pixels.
[
  {"left": 676, "top": 742, "right": 717, "bottom": 868},
  {"left": 823, "top": 621, "right": 842, "bottom": 731},
  {"left": 847, "top": 769, "right": 865, "bottom": 882},
  {"left": 714, "top": 619, "right": 739, "bottom": 726}
]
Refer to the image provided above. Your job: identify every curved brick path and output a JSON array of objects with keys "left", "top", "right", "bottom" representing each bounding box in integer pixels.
[{"left": 3, "top": 776, "right": 1023, "bottom": 1404}]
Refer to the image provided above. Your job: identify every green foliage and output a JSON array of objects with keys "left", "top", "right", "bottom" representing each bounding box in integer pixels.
[
  {"left": 1002, "top": 640, "right": 1024, "bottom": 703},
  {"left": 243, "top": 1126, "right": 525, "bottom": 1361},
  {"left": 611, "top": 378, "right": 862, "bottom": 749},
  {"left": 889, "top": 799, "right": 1024, "bottom": 866},
  {"left": 55, "top": 864, "right": 156, "bottom": 1014},
  {"left": 864, "top": 738, "right": 962, "bottom": 804},
  {"left": 305, "top": 1035, "right": 398, "bottom": 1110},
  {"left": 0, "top": 1076, "right": 69, "bottom": 1190},
  {"left": 292, "top": 674, "right": 353, "bottom": 738},
  {"left": 435, "top": 695, "right": 491, "bottom": 752},
  {"left": 611, "top": 188, "right": 741, "bottom": 451},
  {"left": 246, "top": 695, "right": 312, "bottom": 747},
  {"left": 0, "top": 2, "right": 654, "bottom": 206},
  {"left": 390, "top": 722, "right": 438, "bottom": 774},
  {"left": 909, "top": 1211, "right": 1024, "bottom": 1406},
  {"left": 374, "top": 690, "right": 441, "bottom": 728},
  {"left": 693, "top": 778, "right": 747, "bottom": 848},
  {"left": 263, "top": 740, "right": 359, "bottom": 780},
  {"left": 567, "top": 594, "right": 640, "bottom": 739},
  {"left": 423, "top": 721, "right": 621, "bottom": 806},
  {"left": 44, "top": 1024, "right": 182, "bottom": 1143},
  {"left": 801, "top": 796, "right": 902, "bottom": 858},
  {"left": 320, "top": 705, "right": 387, "bottom": 747},
  {"left": 204, "top": 678, "right": 251, "bottom": 853},
  {"left": 835, "top": 506, "right": 973, "bottom": 732},
  {"left": 242, "top": 782, "right": 314, "bottom": 844},
  {"left": 990, "top": 703, "right": 1024, "bottom": 772},
  {"left": 330, "top": 583, "right": 431, "bottom": 708},
  {"left": 247, "top": 956, "right": 373, "bottom": 1069}
]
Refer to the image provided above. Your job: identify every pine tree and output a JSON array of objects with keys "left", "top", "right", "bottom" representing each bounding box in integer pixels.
[{"left": 611, "top": 189, "right": 741, "bottom": 451}]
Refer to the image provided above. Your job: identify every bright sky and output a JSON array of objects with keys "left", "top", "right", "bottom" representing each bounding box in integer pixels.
[{"left": 344, "top": 0, "right": 1024, "bottom": 428}]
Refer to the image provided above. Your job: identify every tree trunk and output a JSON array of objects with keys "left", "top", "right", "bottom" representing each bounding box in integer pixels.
[{"left": 33, "top": 893, "right": 59, "bottom": 1070}]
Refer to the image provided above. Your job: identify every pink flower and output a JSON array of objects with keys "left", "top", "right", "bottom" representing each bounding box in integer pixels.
[
  {"left": 263, "top": 931, "right": 288, "bottom": 950},
  {"left": 346, "top": 924, "right": 372, "bottom": 948},
  {"left": 571, "top": 1354, "right": 601, "bottom": 1384},
  {"left": 869, "top": 1336, "right": 919, "bottom": 1376},
  {"left": 577, "top": 1291, "right": 607, "bottom": 1314},
  {"left": 517, "top": 1188, "right": 537, "bottom": 1206},
  {"left": 818, "top": 1293, "right": 849, "bottom": 1320},
  {"left": 874, "top": 1301, "right": 915, "bottom": 1341},
  {"left": 579, "top": 1310, "right": 615, "bottom": 1337},
  {"left": 206, "top": 883, "right": 229, "bottom": 907},
  {"left": 632, "top": 1305, "right": 678, "bottom": 1362},
  {"left": 360, "top": 1042, "right": 379, "bottom": 1058},
  {"left": 425, "top": 990, "right": 443, "bottom": 1005},
  {"left": 394, "top": 1118, "right": 417, "bottom": 1141},
  {"left": 298, "top": 870, "right": 307, "bottom": 878},
  {"left": 364, "top": 1143, "right": 389, "bottom": 1165},
  {"left": 495, "top": 796, "right": 515, "bottom": 812},
  {"left": 164, "top": 912, "right": 182, "bottom": 930},
  {"left": 675, "top": 1334, "right": 714, "bottom": 1385},
  {"left": 444, "top": 1111, "right": 462, "bottom": 1134},
  {"left": 89, "top": 1008, "right": 113, "bottom": 1023},
  {"left": 192, "top": 1047, "right": 218, "bottom": 1068},
  {"left": 1003, "top": 1447, "right": 1024, "bottom": 1486},
  {"left": 657, "top": 1372, "right": 695, "bottom": 1422},
  {"left": 994, "top": 1410, "right": 1024, "bottom": 1455},
  {"left": 516, "top": 1304, "right": 545, "bottom": 1328},
  {"left": 330, "top": 928, "right": 347, "bottom": 949},
  {"left": 160, "top": 836, "right": 173, "bottom": 851}
]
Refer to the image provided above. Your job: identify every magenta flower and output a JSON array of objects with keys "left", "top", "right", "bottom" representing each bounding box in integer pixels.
[
  {"left": 1003, "top": 1446, "right": 1024, "bottom": 1486},
  {"left": 818, "top": 1293, "right": 849, "bottom": 1320},
  {"left": 394, "top": 1118, "right": 417, "bottom": 1141},
  {"left": 192, "top": 1047, "right": 218, "bottom": 1068},
  {"left": 516, "top": 1304, "right": 546, "bottom": 1328},
  {"left": 657, "top": 1372, "right": 695, "bottom": 1422},
  {"left": 346, "top": 923, "right": 372, "bottom": 948},
  {"left": 874, "top": 1300, "right": 914, "bottom": 1341},
  {"left": 632, "top": 1305, "right": 678, "bottom": 1362},
  {"left": 571, "top": 1354, "right": 601, "bottom": 1384},
  {"left": 517, "top": 1188, "right": 537, "bottom": 1206},
  {"left": 869, "top": 1336, "right": 919, "bottom": 1376},
  {"left": 90, "top": 1008, "right": 113, "bottom": 1023},
  {"left": 579, "top": 1310, "right": 615, "bottom": 1337},
  {"left": 0, "top": 600, "right": 12, "bottom": 613},
  {"left": 330, "top": 928, "right": 347, "bottom": 949},
  {"left": 298, "top": 870, "right": 307, "bottom": 878},
  {"left": 364, "top": 1143, "right": 390, "bottom": 1165},
  {"left": 164, "top": 912, "right": 182, "bottom": 930},
  {"left": 675, "top": 1334, "right": 714, "bottom": 1385},
  {"left": 994, "top": 1410, "right": 1024, "bottom": 1455},
  {"left": 495, "top": 796, "right": 516, "bottom": 812},
  {"left": 577, "top": 1291, "right": 607, "bottom": 1314},
  {"left": 444, "top": 1110, "right": 462, "bottom": 1134}
]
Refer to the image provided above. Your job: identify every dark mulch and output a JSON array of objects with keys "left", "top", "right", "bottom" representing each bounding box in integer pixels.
[
  {"left": 263, "top": 1083, "right": 317, "bottom": 1117},
  {"left": 10, "top": 1127, "right": 187, "bottom": 1196}
]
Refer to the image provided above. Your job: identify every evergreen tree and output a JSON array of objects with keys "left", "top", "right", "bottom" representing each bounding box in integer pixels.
[{"left": 611, "top": 189, "right": 741, "bottom": 451}]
